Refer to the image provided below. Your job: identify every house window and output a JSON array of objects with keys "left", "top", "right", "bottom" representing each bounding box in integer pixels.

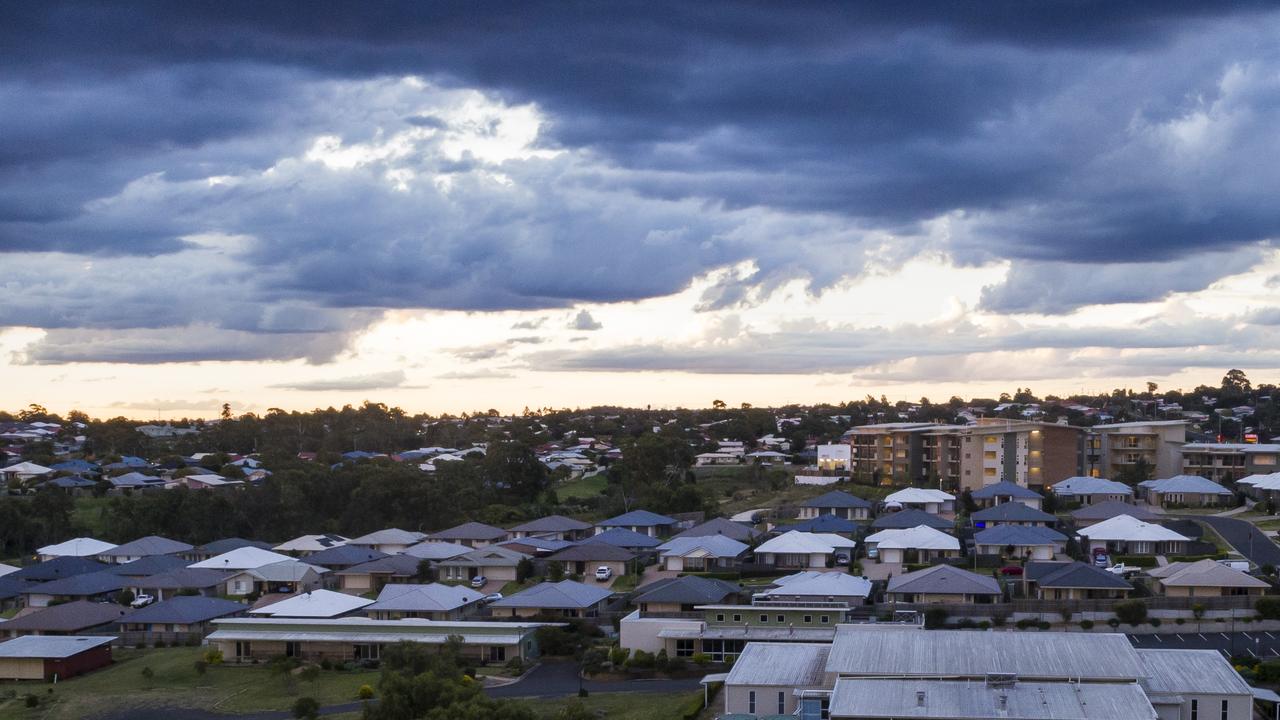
[
  {"left": 1191, "top": 699, "right": 1198, "bottom": 720},
  {"left": 235, "top": 641, "right": 252, "bottom": 659},
  {"left": 778, "top": 691, "right": 786, "bottom": 714},
  {"left": 776, "top": 615, "right": 785, "bottom": 623},
  {"left": 748, "top": 691, "right": 756, "bottom": 714},
  {"left": 759, "top": 614, "right": 768, "bottom": 623},
  {"left": 675, "top": 639, "right": 695, "bottom": 658},
  {"left": 820, "top": 615, "right": 829, "bottom": 623},
  {"left": 1221, "top": 699, "right": 1228, "bottom": 720},
  {"left": 285, "top": 641, "right": 302, "bottom": 658},
  {"left": 488, "top": 645, "right": 506, "bottom": 663},
  {"left": 716, "top": 614, "right": 725, "bottom": 622},
  {"left": 732, "top": 614, "right": 741, "bottom": 622},
  {"left": 354, "top": 644, "right": 381, "bottom": 660},
  {"left": 803, "top": 615, "right": 812, "bottom": 623}
]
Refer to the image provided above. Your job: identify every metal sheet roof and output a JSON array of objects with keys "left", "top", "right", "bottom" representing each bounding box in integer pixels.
[
  {"left": 825, "top": 627, "right": 1146, "bottom": 680},
  {"left": 828, "top": 678, "right": 1158, "bottom": 719},
  {"left": 1137, "top": 649, "right": 1251, "bottom": 696},
  {"left": 725, "top": 642, "right": 830, "bottom": 686},
  {"left": 491, "top": 580, "right": 612, "bottom": 609},
  {"left": 0, "top": 635, "right": 114, "bottom": 659},
  {"left": 886, "top": 565, "right": 1000, "bottom": 596},
  {"left": 970, "top": 481, "right": 1043, "bottom": 500}
]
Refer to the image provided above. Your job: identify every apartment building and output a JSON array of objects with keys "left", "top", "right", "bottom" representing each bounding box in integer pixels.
[
  {"left": 1180, "top": 442, "right": 1280, "bottom": 483},
  {"left": 1086, "top": 420, "right": 1186, "bottom": 479},
  {"left": 848, "top": 421, "right": 1085, "bottom": 492}
]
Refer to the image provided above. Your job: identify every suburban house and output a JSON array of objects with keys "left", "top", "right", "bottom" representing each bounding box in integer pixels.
[
  {"left": 248, "top": 589, "right": 373, "bottom": 618},
  {"left": 1076, "top": 514, "right": 1191, "bottom": 556},
  {"left": 273, "top": 534, "right": 349, "bottom": 556},
  {"left": 182, "top": 538, "right": 273, "bottom": 562},
  {"left": 225, "top": 560, "right": 326, "bottom": 597},
  {"left": 1023, "top": 561, "right": 1133, "bottom": 600},
  {"left": 509, "top": 515, "right": 593, "bottom": 542},
  {"left": 334, "top": 555, "right": 423, "bottom": 595},
  {"left": 631, "top": 576, "right": 742, "bottom": 614},
  {"left": 869, "top": 509, "right": 953, "bottom": 531},
  {"left": 753, "top": 531, "right": 857, "bottom": 570},
  {"left": 497, "top": 536, "right": 575, "bottom": 557},
  {"left": 106, "top": 472, "right": 166, "bottom": 493},
  {"left": 657, "top": 536, "right": 749, "bottom": 572},
  {"left": 402, "top": 541, "right": 472, "bottom": 562},
  {"left": 4, "top": 556, "right": 107, "bottom": 585},
  {"left": 972, "top": 525, "right": 1067, "bottom": 561},
  {"left": 117, "top": 596, "right": 246, "bottom": 644},
  {"left": 103, "top": 554, "right": 188, "bottom": 580},
  {"left": 884, "top": 488, "right": 956, "bottom": 516},
  {"left": 489, "top": 580, "right": 613, "bottom": 618},
  {"left": 621, "top": 602, "right": 846, "bottom": 660},
  {"left": 694, "top": 452, "right": 740, "bottom": 466},
  {"left": 798, "top": 490, "right": 872, "bottom": 521},
  {"left": 582, "top": 528, "right": 664, "bottom": 551},
  {"left": 94, "top": 536, "right": 193, "bottom": 564},
  {"left": 189, "top": 547, "right": 295, "bottom": 571},
  {"left": 970, "top": 502, "right": 1057, "bottom": 528},
  {"left": 0, "top": 461, "right": 54, "bottom": 483},
  {"left": 1148, "top": 559, "right": 1270, "bottom": 597},
  {"left": 884, "top": 565, "right": 1002, "bottom": 604},
  {"left": 35, "top": 537, "right": 116, "bottom": 562},
  {"left": 781, "top": 514, "right": 860, "bottom": 535},
  {"left": 1050, "top": 476, "right": 1134, "bottom": 505},
  {"left": 969, "top": 481, "right": 1044, "bottom": 509},
  {"left": 435, "top": 546, "right": 530, "bottom": 585},
  {"left": 545, "top": 543, "right": 636, "bottom": 579},
  {"left": 1070, "top": 500, "right": 1159, "bottom": 528},
  {"left": 863, "top": 526, "right": 959, "bottom": 565},
  {"left": 301, "top": 544, "right": 390, "bottom": 573},
  {"left": 346, "top": 528, "right": 428, "bottom": 554},
  {"left": 424, "top": 521, "right": 509, "bottom": 548},
  {"left": 363, "top": 583, "right": 485, "bottom": 621},
  {"left": 0, "top": 601, "right": 128, "bottom": 638},
  {"left": 132, "top": 568, "right": 234, "bottom": 600},
  {"left": 208, "top": 616, "right": 549, "bottom": 664},
  {"left": 0, "top": 636, "right": 114, "bottom": 681},
  {"left": 721, "top": 627, "right": 1254, "bottom": 720},
  {"left": 596, "top": 510, "right": 678, "bottom": 538},
  {"left": 671, "top": 517, "right": 762, "bottom": 543},
  {"left": 1137, "top": 475, "right": 1234, "bottom": 507},
  {"left": 22, "top": 571, "right": 129, "bottom": 608},
  {"left": 754, "top": 571, "right": 872, "bottom": 606}
]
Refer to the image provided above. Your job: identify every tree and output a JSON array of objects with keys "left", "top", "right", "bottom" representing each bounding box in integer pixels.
[
  {"left": 292, "top": 697, "right": 319, "bottom": 719},
  {"left": 483, "top": 441, "right": 549, "bottom": 504},
  {"left": 711, "top": 399, "right": 726, "bottom": 410},
  {"left": 1113, "top": 600, "right": 1148, "bottom": 626}
]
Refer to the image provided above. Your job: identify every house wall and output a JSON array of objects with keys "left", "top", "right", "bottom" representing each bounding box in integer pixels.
[
  {"left": 0, "top": 657, "right": 45, "bottom": 680},
  {"left": 888, "top": 592, "right": 997, "bottom": 604},
  {"left": 1174, "top": 693, "right": 1251, "bottom": 720},
  {"left": 619, "top": 610, "right": 701, "bottom": 653},
  {"left": 975, "top": 544, "right": 1054, "bottom": 561},
  {"left": 724, "top": 685, "right": 801, "bottom": 716},
  {"left": 218, "top": 636, "right": 535, "bottom": 663},
  {"left": 44, "top": 646, "right": 112, "bottom": 680},
  {"left": 1160, "top": 585, "right": 1264, "bottom": 598}
]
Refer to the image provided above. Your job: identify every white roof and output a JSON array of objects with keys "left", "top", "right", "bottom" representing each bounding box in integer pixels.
[
  {"left": 884, "top": 487, "right": 955, "bottom": 504},
  {"left": 755, "top": 531, "right": 855, "bottom": 555},
  {"left": 189, "top": 546, "right": 295, "bottom": 570},
  {"left": 1147, "top": 559, "right": 1270, "bottom": 589},
  {"left": 348, "top": 528, "right": 428, "bottom": 546},
  {"left": 36, "top": 537, "right": 117, "bottom": 557},
  {"left": 1, "top": 461, "right": 53, "bottom": 476},
  {"left": 1247, "top": 473, "right": 1280, "bottom": 491},
  {"left": 864, "top": 525, "right": 960, "bottom": 551},
  {"left": 0, "top": 562, "right": 18, "bottom": 578},
  {"left": 763, "top": 571, "right": 872, "bottom": 598},
  {"left": 0, "top": 635, "right": 115, "bottom": 659},
  {"left": 402, "top": 541, "right": 472, "bottom": 560},
  {"left": 248, "top": 589, "right": 374, "bottom": 618},
  {"left": 1141, "top": 475, "right": 1232, "bottom": 495},
  {"left": 245, "top": 560, "right": 328, "bottom": 582},
  {"left": 1051, "top": 476, "right": 1133, "bottom": 496},
  {"left": 273, "top": 535, "right": 350, "bottom": 553},
  {"left": 1076, "top": 515, "right": 1190, "bottom": 543}
]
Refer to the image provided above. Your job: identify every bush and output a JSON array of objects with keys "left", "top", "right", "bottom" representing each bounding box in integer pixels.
[
  {"left": 1037, "top": 621, "right": 1051, "bottom": 631},
  {"left": 292, "top": 696, "right": 320, "bottom": 720},
  {"left": 1079, "top": 620, "right": 1094, "bottom": 630},
  {"left": 1107, "top": 618, "right": 1121, "bottom": 628},
  {"left": 1257, "top": 597, "right": 1280, "bottom": 620},
  {"left": 357, "top": 684, "right": 374, "bottom": 700},
  {"left": 655, "top": 648, "right": 670, "bottom": 672},
  {"left": 115, "top": 589, "right": 136, "bottom": 606},
  {"left": 627, "top": 649, "right": 656, "bottom": 669},
  {"left": 1015, "top": 618, "right": 1038, "bottom": 630},
  {"left": 1149, "top": 618, "right": 1162, "bottom": 627},
  {"left": 319, "top": 658, "right": 332, "bottom": 671},
  {"left": 1113, "top": 600, "right": 1148, "bottom": 626},
  {"left": 992, "top": 614, "right": 1007, "bottom": 627},
  {"left": 299, "top": 665, "right": 321, "bottom": 683},
  {"left": 1175, "top": 618, "right": 1186, "bottom": 625},
  {"left": 609, "top": 645, "right": 628, "bottom": 666},
  {"left": 1111, "top": 555, "right": 1158, "bottom": 568},
  {"left": 204, "top": 649, "right": 224, "bottom": 664},
  {"left": 194, "top": 660, "right": 208, "bottom": 675},
  {"left": 691, "top": 653, "right": 710, "bottom": 666},
  {"left": 977, "top": 621, "right": 991, "bottom": 630},
  {"left": 923, "top": 607, "right": 949, "bottom": 629},
  {"left": 25, "top": 694, "right": 39, "bottom": 708},
  {"left": 141, "top": 666, "right": 154, "bottom": 681}
]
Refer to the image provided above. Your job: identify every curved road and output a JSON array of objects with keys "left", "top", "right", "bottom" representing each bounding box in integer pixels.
[{"left": 1195, "top": 515, "right": 1280, "bottom": 568}]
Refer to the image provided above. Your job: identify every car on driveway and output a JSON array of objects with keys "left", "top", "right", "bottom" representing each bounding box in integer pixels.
[
  {"left": 484, "top": 592, "right": 504, "bottom": 603},
  {"left": 594, "top": 566, "right": 613, "bottom": 581},
  {"left": 470, "top": 575, "right": 488, "bottom": 588},
  {"left": 1092, "top": 548, "right": 1110, "bottom": 567},
  {"left": 130, "top": 593, "right": 155, "bottom": 608}
]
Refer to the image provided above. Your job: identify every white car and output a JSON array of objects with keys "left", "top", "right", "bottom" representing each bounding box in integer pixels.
[
  {"left": 594, "top": 566, "right": 614, "bottom": 582},
  {"left": 484, "top": 592, "right": 504, "bottom": 603},
  {"left": 1105, "top": 564, "right": 1138, "bottom": 577},
  {"left": 470, "top": 575, "right": 487, "bottom": 588},
  {"left": 130, "top": 594, "right": 155, "bottom": 608}
]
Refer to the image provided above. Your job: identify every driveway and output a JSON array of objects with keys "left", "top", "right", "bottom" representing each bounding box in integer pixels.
[
  {"left": 1194, "top": 516, "right": 1280, "bottom": 568},
  {"left": 484, "top": 660, "right": 702, "bottom": 698}
]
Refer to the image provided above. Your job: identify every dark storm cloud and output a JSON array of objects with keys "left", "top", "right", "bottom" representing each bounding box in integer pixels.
[{"left": 3, "top": 2, "right": 1280, "bottom": 362}]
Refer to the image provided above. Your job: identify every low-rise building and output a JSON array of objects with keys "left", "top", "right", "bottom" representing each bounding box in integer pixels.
[
  {"left": 656, "top": 536, "right": 748, "bottom": 572},
  {"left": 1070, "top": 499, "right": 1157, "bottom": 528},
  {"left": 884, "top": 565, "right": 1001, "bottom": 604},
  {"left": 863, "top": 526, "right": 959, "bottom": 565},
  {"left": 0, "top": 636, "right": 113, "bottom": 681},
  {"left": 118, "top": 596, "right": 246, "bottom": 645},
  {"left": 798, "top": 490, "right": 872, "bottom": 521},
  {"left": 596, "top": 510, "right": 678, "bottom": 538},
  {"left": 435, "top": 546, "right": 530, "bottom": 585},
  {"left": 970, "top": 502, "right": 1056, "bottom": 529},
  {"left": 1050, "top": 476, "right": 1134, "bottom": 505},
  {"left": 884, "top": 488, "right": 956, "bottom": 516},
  {"left": 509, "top": 515, "right": 593, "bottom": 542},
  {"left": 346, "top": 528, "right": 428, "bottom": 554},
  {"left": 754, "top": 531, "right": 857, "bottom": 570},
  {"left": 95, "top": 536, "right": 193, "bottom": 564},
  {"left": 969, "top": 481, "right": 1043, "bottom": 510},
  {"left": 755, "top": 571, "right": 872, "bottom": 606},
  {"left": 35, "top": 537, "right": 116, "bottom": 562},
  {"left": 363, "top": 583, "right": 485, "bottom": 620},
  {"left": 0, "top": 600, "right": 128, "bottom": 639},
  {"left": 1076, "top": 514, "right": 1190, "bottom": 556},
  {"left": 225, "top": 560, "right": 326, "bottom": 597},
  {"left": 972, "top": 525, "right": 1066, "bottom": 561},
  {"left": 334, "top": 555, "right": 423, "bottom": 594},
  {"left": 489, "top": 580, "right": 612, "bottom": 619},
  {"left": 1148, "top": 559, "right": 1270, "bottom": 598},
  {"left": 545, "top": 543, "right": 635, "bottom": 579},
  {"left": 1180, "top": 442, "right": 1280, "bottom": 483},
  {"left": 870, "top": 509, "right": 953, "bottom": 531},
  {"left": 1138, "top": 475, "right": 1234, "bottom": 507},
  {"left": 631, "top": 576, "right": 742, "bottom": 615},
  {"left": 424, "top": 521, "right": 509, "bottom": 548},
  {"left": 1023, "top": 561, "right": 1132, "bottom": 600},
  {"left": 248, "top": 589, "right": 373, "bottom": 618}
]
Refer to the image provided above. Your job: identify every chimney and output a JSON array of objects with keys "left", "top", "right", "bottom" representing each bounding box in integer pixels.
[{"left": 916, "top": 691, "right": 926, "bottom": 707}]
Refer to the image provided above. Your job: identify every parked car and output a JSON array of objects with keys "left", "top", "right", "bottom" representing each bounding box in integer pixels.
[
  {"left": 1106, "top": 564, "right": 1138, "bottom": 576},
  {"left": 594, "top": 566, "right": 614, "bottom": 581},
  {"left": 470, "top": 575, "right": 487, "bottom": 588},
  {"left": 867, "top": 547, "right": 879, "bottom": 560},
  {"left": 998, "top": 566, "right": 1023, "bottom": 576},
  {"left": 1092, "top": 549, "right": 1110, "bottom": 567},
  {"left": 834, "top": 552, "right": 850, "bottom": 564},
  {"left": 130, "top": 594, "right": 155, "bottom": 608},
  {"left": 484, "top": 592, "right": 504, "bottom": 603}
]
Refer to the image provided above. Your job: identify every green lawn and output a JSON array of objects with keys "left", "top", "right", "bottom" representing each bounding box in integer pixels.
[
  {"left": 526, "top": 690, "right": 703, "bottom": 720},
  {"left": 70, "top": 496, "right": 113, "bottom": 538},
  {"left": 557, "top": 474, "right": 608, "bottom": 500},
  {"left": 0, "top": 646, "right": 379, "bottom": 720}
]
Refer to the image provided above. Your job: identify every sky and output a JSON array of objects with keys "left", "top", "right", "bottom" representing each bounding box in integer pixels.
[{"left": 2, "top": 2, "right": 1280, "bottom": 419}]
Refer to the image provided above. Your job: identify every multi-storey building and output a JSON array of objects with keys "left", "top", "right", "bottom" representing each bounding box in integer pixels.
[
  {"left": 848, "top": 421, "right": 1086, "bottom": 492},
  {"left": 1180, "top": 442, "right": 1280, "bottom": 483},
  {"left": 1086, "top": 420, "right": 1186, "bottom": 480}
]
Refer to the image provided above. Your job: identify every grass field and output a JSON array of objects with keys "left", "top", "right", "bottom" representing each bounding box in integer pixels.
[
  {"left": 0, "top": 646, "right": 379, "bottom": 720},
  {"left": 70, "top": 496, "right": 112, "bottom": 538},
  {"left": 526, "top": 690, "right": 705, "bottom": 720},
  {"left": 556, "top": 473, "right": 608, "bottom": 500}
]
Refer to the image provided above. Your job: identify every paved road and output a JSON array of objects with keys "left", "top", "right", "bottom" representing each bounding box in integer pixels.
[
  {"left": 1129, "top": 629, "right": 1280, "bottom": 659},
  {"left": 1196, "top": 516, "right": 1280, "bottom": 568},
  {"left": 484, "top": 660, "right": 702, "bottom": 698}
]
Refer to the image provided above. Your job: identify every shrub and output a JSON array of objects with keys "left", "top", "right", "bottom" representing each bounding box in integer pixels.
[
  {"left": 923, "top": 607, "right": 949, "bottom": 629},
  {"left": 992, "top": 614, "right": 1008, "bottom": 627},
  {"left": 1113, "top": 600, "right": 1148, "bottom": 626},
  {"left": 1257, "top": 659, "right": 1280, "bottom": 684},
  {"left": 627, "top": 649, "right": 656, "bottom": 669},
  {"left": 154, "top": 639, "right": 167, "bottom": 648},
  {"left": 298, "top": 665, "right": 320, "bottom": 683},
  {"left": 1107, "top": 618, "right": 1120, "bottom": 628},
  {"left": 609, "top": 645, "right": 628, "bottom": 666},
  {"left": 655, "top": 648, "right": 671, "bottom": 672},
  {"left": 292, "top": 696, "right": 319, "bottom": 720},
  {"left": 1257, "top": 597, "right": 1280, "bottom": 620},
  {"left": 357, "top": 684, "right": 374, "bottom": 700},
  {"left": 1037, "top": 621, "right": 1051, "bottom": 631},
  {"left": 319, "top": 658, "right": 332, "bottom": 671},
  {"left": 194, "top": 660, "right": 208, "bottom": 675},
  {"left": 1149, "top": 618, "right": 1162, "bottom": 627},
  {"left": 691, "top": 653, "right": 710, "bottom": 666},
  {"left": 115, "top": 589, "right": 136, "bottom": 606},
  {"left": 1015, "top": 618, "right": 1038, "bottom": 630},
  {"left": 141, "top": 666, "right": 154, "bottom": 681},
  {"left": 1079, "top": 620, "right": 1095, "bottom": 630},
  {"left": 24, "top": 694, "right": 39, "bottom": 708},
  {"left": 134, "top": 642, "right": 146, "bottom": 650},
  {"left": 1175, "top": 618, "right": 1186, "bottom": 625},
  {"left": 977, "top": 621, "right": 991, "bottom": 630},
  {"left": 1192, "top": 603, "right": 1206, "bottom": 621},
  {"left": 1059, "top": 608, "right": 1073, "bottom": 624},
  {"left": 204, "top": 649, "right": 224, "bottom": 664}
]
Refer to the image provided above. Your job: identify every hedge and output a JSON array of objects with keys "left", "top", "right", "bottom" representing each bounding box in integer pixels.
[
  {"left": 1168, "top": 553, "right": 1228, "bottom": 563},
  {"left": 1111, "top": 555, "right": 1159, "bottom": 568}
]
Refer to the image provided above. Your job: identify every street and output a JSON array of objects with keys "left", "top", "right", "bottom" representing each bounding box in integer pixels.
[{"left": 1195, "top": 516, "right": 1280, "bottom": 568}]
